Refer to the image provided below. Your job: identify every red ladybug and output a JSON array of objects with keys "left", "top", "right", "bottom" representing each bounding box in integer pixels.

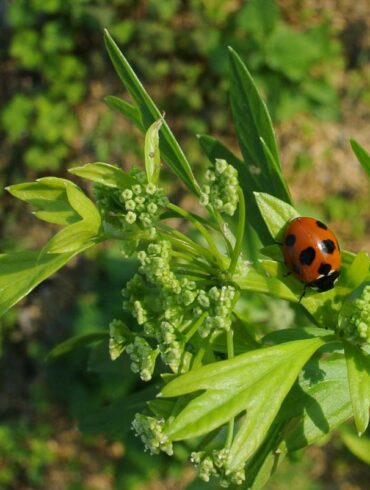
[{"left": 282, "top": 217, "right": 341, "bottom": 292}]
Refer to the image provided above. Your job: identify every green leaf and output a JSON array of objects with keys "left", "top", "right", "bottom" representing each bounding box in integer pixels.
[
  {"left": 104, "top": 95, "right": 144, "bottom": 130},
  {"left": 339, "top": 423, "right": 370, "bottom": 464},
  {"left": 161, "top": 338, "right": 324, "bottom": 471},
  {"left": 344, "top": 342, "right": 370, "bottom": 435},
  {"left": 226, "top": 339, "right": 324, "bottom": 471},
  {"left": 144, "top": 118, "right": 163, "bottom": 184},
  {"left": 280, "top": 357, "right": 352, "bottom": 451},
  {"left": 228, "top": 48, "right": 291, "bottom": 204},
  {"left": 0, "top": 250, "right": 76, "bottom": 318},
  {"left": 236, "top": 265, "right": 298, "bottom": 303},
  {"left": 69, "top": 162, "right": 133, "bottom": 188},
  {"left": 260, "top": 137, "right": 292, "bottom": 202},
  {"left": 254, "top": 192, "right": 299, "bottom": 240},
  {"left": 350, "top": 139, "right": 370, "bottom": 179},
  {"left": 41, "top": 183, "right": 102, "bottom": 255},
  {"left": 104, "top": 30, "right": 199, "bottom": 194},
  {"left": 46, "top": 332, "right": 108, "bottom": 361},
  {"left": 338, "top": 251, "right": 370, "bottom": 291},
  {"left": 246, "top": 356, "right": 352, "bottom": 487},
  {"left": 6, "top": 177, "right": 80, "bottom": 225}
]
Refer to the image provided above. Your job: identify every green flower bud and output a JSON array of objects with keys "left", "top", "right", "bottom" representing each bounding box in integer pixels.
[
  {"left": 125, "top": 211, "right": 137, "bottom": 224},
  {"left": 132, "top": 184, "right": 142, "bottom": 195},
  {"left": 146, "top": 183, "right": 157, "bottom": 195},
  {"left": 122, "top": 189, "right": 133, "bottom": 200},
  {"left": 338, "top": 285, "right": 370, "bottom": 344},
  {"left": 132, "top": 414, "right": 173, "bottom": 456},
  {"left": 125, "top": 199, "right": 136, "bottom": 211}
]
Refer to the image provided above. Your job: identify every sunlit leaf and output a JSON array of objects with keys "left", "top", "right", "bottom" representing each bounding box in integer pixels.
[
  {"left": 104, "top": 30, "right": 199, "bottom": 194},
  {"left": 344, "top": 342, "right": 370, "bottom": 435},
  {"left": 254, "top": 192, "right": 298, "bottom": 240},
  {"left": 144, "top": 118, "right": 163, "bottom": 184},
  {"left": 6, "top": 177, "right": 79, "bottom": 225},
  {"left": 161, "top": 337, "right": 324, "bottom": 472},
  {"left": 69, "top": 162, "right": 133, "bottom": 188},
  {"left": 0, "top": 250, "right": 76, "bottom": 317}
]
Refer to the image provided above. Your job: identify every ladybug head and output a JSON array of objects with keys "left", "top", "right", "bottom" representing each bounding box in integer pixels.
[{"left": 311, "top": 270, "right": 340, "bottom": 292}]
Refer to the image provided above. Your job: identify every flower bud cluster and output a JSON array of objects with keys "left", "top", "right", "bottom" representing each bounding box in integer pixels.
[
  {"left": 126, "top": 337, "right": 159, "bottom": 381},
  {"left": 137, "top": 241, "right": 179, "bottom": 291},
  {"left": 93, "top": 168, "right": 168, "bottom": 237},
  {"left": 191, "top": 450, "right": 245, "bottom": 487},
  {"left": 122, "top": 240, "right": 237, "bottom": 376},
  {"left": 338, "top": 285, "right": 370, "bottom": 344},
  {"left": 109, "top": 319, "right": 131, "bottom": 361},
  {"left": 195, "top": 285, "right": 237, "bottom": 338},
  {"left": 132, "top": 414, "right": 173, "bottom": 456},
  {"left": 200, "top": 159, "right": 239, "bottom": 216}
]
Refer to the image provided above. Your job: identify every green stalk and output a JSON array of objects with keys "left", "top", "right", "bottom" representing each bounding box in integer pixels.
[
  {"left": 225, "top": 329, "right": 235, "bottom": 448},
  {"left": 184, "top": 312, "right": 207, "bottom": 343},
  {"left": 167, "top": 203, "right": 224, "bottom": 268},
  {"left": 209, "top": 207, "right": 234, "bottom": 258},
  {"left": 228, "top": 187, "right": 246, "bottom": 275}
]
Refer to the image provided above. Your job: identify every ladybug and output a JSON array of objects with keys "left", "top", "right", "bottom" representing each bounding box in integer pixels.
[{"left": 282, "top": 217, "right": 341, "bottom": 293}]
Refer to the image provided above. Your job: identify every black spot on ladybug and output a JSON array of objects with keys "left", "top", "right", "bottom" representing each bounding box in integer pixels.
[
  {"left": 299, "top": 247, "right": 316, "bottom": 266},
  {"left": 316, "top": 220, "right": 328, "bottom": 230},
  {"left": 320, "top": 239, "right": 336, "bottom": 254},
  {"left": 284, "top": 234, "right": 296, "bottom": 247},
  {"left": 318, "top": 263, "right": 331, "bottom": 276}
]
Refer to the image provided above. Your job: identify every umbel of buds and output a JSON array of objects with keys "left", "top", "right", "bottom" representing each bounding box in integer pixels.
[{"left": 338, "top": 284, "right": 370, "bottom": 344}]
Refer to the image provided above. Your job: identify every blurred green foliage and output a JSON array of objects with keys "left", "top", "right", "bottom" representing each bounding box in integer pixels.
[{"left": 1, "top": 0, "right": 342, "bottom": 181}]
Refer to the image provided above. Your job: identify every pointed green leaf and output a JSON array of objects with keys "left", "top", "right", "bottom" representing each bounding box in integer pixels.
[
  {"left": 104, "top": 95, "right": 144, "bottom": 130},
  {"left": 145, "top": 118, "right": 163, "bottom": 184},
  {"left": 350, "top": 139, "right": 370, "bottom": 179},
  {"left": 344, "top": 342, "right": 370, "bottom": 435},
  {"left": 46, "top": 332, "right": 108, "bottom": 361},
  {"left": 104, "top": 30, "right": 199, "bottom": 194},
  {"left": 228, "top": 48, "right": 291, "bottom": 204},
  {"left": 280, "top": 357, "right": 352, "bottom": 451},
  {"left": 254, "top": 192, "right": 299, "bottom": 240},
  {"left": 6, "top": 178, "right": 79, "bottom": 225},
  {"left": 260, "top": 137, "right": 292, "bottom": 202},
  {"left": 0, "top": 250, "right": 77, "bottom": 317},
  {"left": 236, "top": 265, "right": 298, "bottom": 303},
  {"left": 226, "top": 338, "right": 324, "bottom": 471},
  {"left": 69, "top": 162, "right": 133, "bottom": 188},
  {"left": 162, "top": 338, "right": 324, "bottom": 458}
]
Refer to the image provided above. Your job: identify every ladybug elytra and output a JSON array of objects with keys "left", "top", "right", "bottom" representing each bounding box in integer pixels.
[{"left": 282, "top": 217, "right": 341, "bottom": 292}]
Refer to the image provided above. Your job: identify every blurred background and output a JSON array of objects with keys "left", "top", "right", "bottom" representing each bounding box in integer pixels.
[{"left": 0, "top": 0, "right": 369, "bottom": 489}]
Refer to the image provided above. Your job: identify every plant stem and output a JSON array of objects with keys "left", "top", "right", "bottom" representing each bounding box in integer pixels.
[
  {"left": 228, "top": 187, "right": 246, "bottom": 275},
  {"left": 167, "top": 203, "right": 225, "bottom": 268},
  {"left": 184, "top": 312, "right": 207, "bottom": 343},
  {"left": 225, "top": 329, "right": 235, "bottom": 448},
  {"left": 210, "top": 207, "right": 234, "bottom": 258}
]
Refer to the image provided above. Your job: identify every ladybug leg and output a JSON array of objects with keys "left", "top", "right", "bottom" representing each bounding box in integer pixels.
[{"left": 298, "top": 284, "right": 308, "bottom": 303}]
